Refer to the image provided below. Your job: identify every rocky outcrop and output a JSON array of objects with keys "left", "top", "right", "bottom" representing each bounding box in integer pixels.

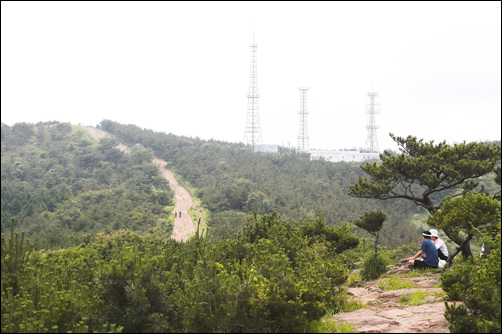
[
  {"left": 331, "top": 267, "right": 456, "bottom": 333},
  {"left": 334, "top": 302, "right": 454, "bottom": 333}
]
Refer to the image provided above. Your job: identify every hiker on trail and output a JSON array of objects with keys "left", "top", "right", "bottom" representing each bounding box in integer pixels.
[
  {"left": 179, "top": 211, "right": 181, "bottom": 218},
  {"left": 430, "top": 229, "right": 448, "bottom": 261},
  {"left": 174, "top": 211, "right": 177, "bottom": 218},
  {"left": 407, "top": 231, "right": 439, "bottom": 269}
]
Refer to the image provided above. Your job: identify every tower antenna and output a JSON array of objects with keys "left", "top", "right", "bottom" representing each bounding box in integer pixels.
[
  {"left": 297, "top": 87, "right": 310, "bottom": 151},
  {"left": 365, "top": 91, "right": 380, "bottom": 153},
  {"left": 244, "top": 35, "right": 262, "bottom": 151}
]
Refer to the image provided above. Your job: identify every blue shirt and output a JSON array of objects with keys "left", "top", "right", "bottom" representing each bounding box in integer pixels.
[{"left": 420, "top": 239, "right": 439, "bottom": 268}]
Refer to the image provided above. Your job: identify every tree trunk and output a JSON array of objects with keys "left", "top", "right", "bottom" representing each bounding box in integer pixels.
[
  {"left": 374, "top": 232, "right": 379, "bottom": 258},
  {"left": 426, "top": 201, "right": 473, "bottom": 258},
  {"left": 441, "top": 234, "right": 473, "bottom": 274},
  {"left": 442, "top": 226, "right": 473, "bottom": 258}
]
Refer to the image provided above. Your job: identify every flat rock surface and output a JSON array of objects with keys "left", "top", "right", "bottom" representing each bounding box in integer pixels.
[
  {"left": 332, "top": 266, "right": 456, "bottom": 333},
  {"left": 334, "top": 302, "right": 454, "bottom": 333}
]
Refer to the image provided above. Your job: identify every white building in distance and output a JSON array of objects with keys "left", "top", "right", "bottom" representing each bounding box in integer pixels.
[
  {"left": 254, "top": 144, "right": 279, "bottom": 153},
  {"left": 309, "top": 150, "right": 380, "bottom": 162}
]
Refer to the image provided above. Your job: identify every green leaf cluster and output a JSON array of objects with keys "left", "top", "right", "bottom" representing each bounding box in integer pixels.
[
  {"left": 428, "top": 192, "right": 500, "bottom": 238},
  {"left": 349, "top": 135, "right": 500, "bottom": 212},
  {"left": 354, "top": 210, "right": 387, "bottom": 258}
]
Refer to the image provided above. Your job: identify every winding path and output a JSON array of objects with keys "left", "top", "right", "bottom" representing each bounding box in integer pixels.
[
  {"left": 152, "top": 158, "right": 196, "bottom": 242},
  {"left": 84, "top": 126, "right": 197, "bottom": 241}
]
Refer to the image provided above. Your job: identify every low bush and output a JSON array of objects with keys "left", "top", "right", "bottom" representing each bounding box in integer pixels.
[{"left": 360, "top": 254, "right": 388, "bottom": 280}]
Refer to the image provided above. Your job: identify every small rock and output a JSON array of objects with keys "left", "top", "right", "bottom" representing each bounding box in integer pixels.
[
  {"left": 347, "top": 287, "right": 370, "bottom": 297},
  {"left": 387, "top": 268, "right": 411, "bottom": 275}
]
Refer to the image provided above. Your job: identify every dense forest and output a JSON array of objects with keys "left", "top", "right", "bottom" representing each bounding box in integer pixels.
[{"left": 1, "top": 120, "right": 500, "bottom": 333}]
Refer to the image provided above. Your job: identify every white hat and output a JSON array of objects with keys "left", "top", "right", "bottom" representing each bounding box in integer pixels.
[{"left": 430, "top": 229, "right": 439, "bottom": 238}]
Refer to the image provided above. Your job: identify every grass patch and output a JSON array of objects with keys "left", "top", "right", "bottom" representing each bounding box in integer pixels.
[
  {"left": 377, "top": 276, "right": 416, "bottom": 291},
  {"left": 399, "top": 290, "right": 429, "bottom": 306},
  {"left": 346, "top": 272, "right": 362, "bottom": 287},
  {"left": 307, "top": 310, "right": 356, "bottom": 333},
  {"left": 342, "top": 299, "right": 368, "bottom": 312},
  {"left": 398, "top": 290, "right": 446, "bottom": 306}
]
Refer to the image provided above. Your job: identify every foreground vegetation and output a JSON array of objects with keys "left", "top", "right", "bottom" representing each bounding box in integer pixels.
[
  {"left": 2, "top": 213, "right": 362, "bottom": 333},
  {"left": 1, "top": 120, "right": 500, "bottom": 332}
]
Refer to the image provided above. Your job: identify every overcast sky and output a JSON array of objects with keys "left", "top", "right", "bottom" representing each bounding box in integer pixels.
[{"left": 2, "top": 1, "right": 501, "bottom": 151}]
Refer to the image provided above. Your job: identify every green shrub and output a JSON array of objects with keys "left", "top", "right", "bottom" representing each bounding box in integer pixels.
[
  {"left": 360, "top": 254, "right": 387, "bottom": 280},
  {"left": 1, "top": 212, "right": 362, "bottom": 333},
  {"left": 441, "top": 221, "right": 500, "bottom": 333}
]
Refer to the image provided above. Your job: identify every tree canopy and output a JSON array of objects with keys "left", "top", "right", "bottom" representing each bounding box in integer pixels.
[
  {"left": 349, "top": 134, "right": 501, "bottom": 256},
  {"left": 354, "top": 210, "right": 386, "bottom": 257}
]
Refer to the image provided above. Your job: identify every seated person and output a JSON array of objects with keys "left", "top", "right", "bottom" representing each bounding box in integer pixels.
[
  {"left": 430, "top": 229, "right": 448, "bottom": 261},
  {"left": 407, "top": 231, "right": 439, "bottom": 269}
]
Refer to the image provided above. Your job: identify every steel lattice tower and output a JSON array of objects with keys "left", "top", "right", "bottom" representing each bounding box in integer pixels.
[
  {"left": 365, "top": 91, "right": 380, "bottom": 153},
  {"left": 297, "top": 87, "right": 310, "bottom": 151},
  {"left": 244, "top": 37, "right": 262, "bottom": 151}
]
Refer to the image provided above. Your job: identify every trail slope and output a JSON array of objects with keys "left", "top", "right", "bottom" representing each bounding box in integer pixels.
[{"left": 84, "top": 126, "right": 196, "bottom": 241}]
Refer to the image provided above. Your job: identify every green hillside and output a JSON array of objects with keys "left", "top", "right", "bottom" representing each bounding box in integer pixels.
[
  {"left": 1, "top": 122, "right": 175, "bottom": 248},
  {"left": 98, "top": 119, "right": 430, "bottom": 246},
  {"left": 1, "top": 120, "right": 500, "bottom": 333}
]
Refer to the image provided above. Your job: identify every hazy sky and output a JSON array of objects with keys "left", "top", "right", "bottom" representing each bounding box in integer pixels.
[{"left": 2, "top": 1, "right": 501, "bottom": 151}]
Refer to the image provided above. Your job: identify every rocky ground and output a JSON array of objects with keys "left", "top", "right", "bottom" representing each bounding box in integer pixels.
[{"left": 332, "top": 263, "right": 457, "bottom": 333}]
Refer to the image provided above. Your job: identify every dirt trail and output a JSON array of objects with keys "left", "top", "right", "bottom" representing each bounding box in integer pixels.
[
  {"left": 152, "top": 158, "right": 196, "bottom": 242},
  {"left": 84, "top": 126, "right": 196, "bottom": 241}
]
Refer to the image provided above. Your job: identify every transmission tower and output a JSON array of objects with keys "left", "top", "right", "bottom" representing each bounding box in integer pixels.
[
  {"left": 365, "top": 91, "right": 380, "bottom": 153},
  {"left": 244, "top": 36, "right": 262, "bottom": 151},
  {"left": 297, "top": 87, "right": 310, "bottom": 151}
]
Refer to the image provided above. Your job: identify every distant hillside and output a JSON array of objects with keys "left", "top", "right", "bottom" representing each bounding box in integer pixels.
[
  {"left": 1, "top": 121, "right": 175, "bottom": 248},
  {"left": 98, "top": 119, "right": 427, "bottom": 247},
  {"left": 4, "top": 120, "right": 498, "bottom": 249}
]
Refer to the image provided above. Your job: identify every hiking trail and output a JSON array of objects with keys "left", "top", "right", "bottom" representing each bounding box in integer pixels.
[{"left": 84, "top": 126, "right": 199, "bottom": 242}]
